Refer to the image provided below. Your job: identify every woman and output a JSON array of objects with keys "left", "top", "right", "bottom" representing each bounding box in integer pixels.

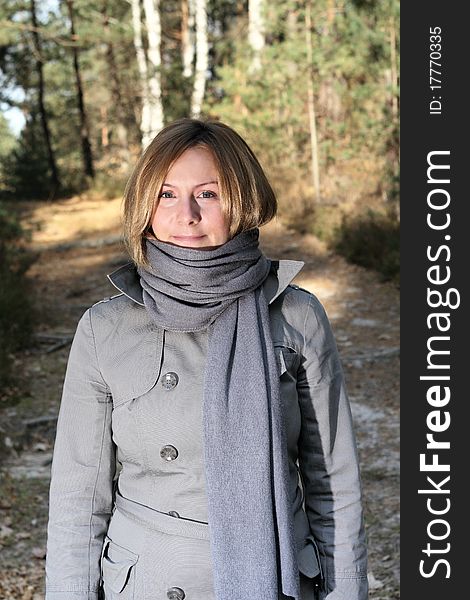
[{"left": 45, "top": 118, "right": 368, "bottom": 600}]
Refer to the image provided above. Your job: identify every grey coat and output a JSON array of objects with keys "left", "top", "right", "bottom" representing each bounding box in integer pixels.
[{"left": 45, "top": 259, "right": 368, "bottom": 600}]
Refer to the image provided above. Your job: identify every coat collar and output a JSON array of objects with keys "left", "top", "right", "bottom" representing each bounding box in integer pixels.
[{"left": 107, "top": 259, "right": 304, "bottom": 307}]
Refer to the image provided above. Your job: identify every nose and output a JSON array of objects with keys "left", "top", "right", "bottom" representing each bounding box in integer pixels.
[{"left": 177, "top": 195, "right": 201, "bottom": 225}]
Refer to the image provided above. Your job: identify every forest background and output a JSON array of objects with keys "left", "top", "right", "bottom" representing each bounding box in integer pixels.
[
  {"left": 1, "top": 0, "right": 399, "bottom": 385},
  {"left": 0, "top": 0, "right": 399, "bottom": 596}
]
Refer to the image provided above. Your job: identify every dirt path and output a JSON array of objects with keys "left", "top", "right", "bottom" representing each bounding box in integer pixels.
[{"left": 0, "top": 195, "right": 399, "bottom": 599}]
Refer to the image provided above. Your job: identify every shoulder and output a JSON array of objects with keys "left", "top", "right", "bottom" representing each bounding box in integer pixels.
[
  {"left": 277, "top": 283, "right": 329, "bottom": 324},
  {"left": 82, "top": 292, "right": 149, "bottom": 340},
  {"left": 89, "top": 292, "right": 134, "bottom": 316},
  {"left": 269, "top": 283, "right": 332, "bottom": 352}
]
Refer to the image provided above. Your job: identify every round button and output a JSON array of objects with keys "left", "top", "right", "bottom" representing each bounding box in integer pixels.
[
  {"left": 168, "top": 510, "right": 180, "bottom": 518},
  {"left": 160, "top": 445, "right": 178, "bottom": 461},
  {"left": 161, "top": 372, "right": 179, "bottom": 390},
  {"left": 167, "top": 587, "right": 185, "bottom": 600}
]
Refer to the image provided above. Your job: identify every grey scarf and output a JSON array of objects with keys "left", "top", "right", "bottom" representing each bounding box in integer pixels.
[{"left": 137, "top": 229, "right": 300, "bottom": 600}]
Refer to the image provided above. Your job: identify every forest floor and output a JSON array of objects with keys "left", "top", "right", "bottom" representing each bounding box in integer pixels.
[{"left": 0, "top": 194, "right": 399, "bottom": 599}]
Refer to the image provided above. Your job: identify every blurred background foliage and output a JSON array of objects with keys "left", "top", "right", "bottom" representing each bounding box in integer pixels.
[
  {"left": 0, "top": 0, "right": 399, "bottom": 388},
  {"left": 0, "top": 203, "right": 36, "bottom": 389}
]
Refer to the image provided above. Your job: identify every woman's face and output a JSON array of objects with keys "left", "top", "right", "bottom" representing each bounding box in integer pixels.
[{"left": 150, "top": 146, "right": 231, "bottom": 249}]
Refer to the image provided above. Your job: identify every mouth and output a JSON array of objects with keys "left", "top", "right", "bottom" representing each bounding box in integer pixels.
[{"left": 171, "top": 235, "right": 206, "bottom": 241}]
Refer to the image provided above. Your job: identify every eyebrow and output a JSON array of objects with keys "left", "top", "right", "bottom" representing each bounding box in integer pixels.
[{"left": 162, "top": 180, "right": 218, "bottom": 188}]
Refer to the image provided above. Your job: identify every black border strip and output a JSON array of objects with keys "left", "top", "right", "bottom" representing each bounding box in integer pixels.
[{"left": 401, "top": 3, "right": 466, "bottom": 598}]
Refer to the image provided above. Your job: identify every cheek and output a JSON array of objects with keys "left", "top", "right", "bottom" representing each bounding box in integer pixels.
[
  {"left": 151, "top": 204, "right": 166, "bottom": 229},
  {"left": 211, "top": 209, "right": 230, "bottom": 236}
]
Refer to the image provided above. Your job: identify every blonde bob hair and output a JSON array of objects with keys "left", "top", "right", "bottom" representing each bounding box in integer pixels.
[{"left": 123, "top": 118, "right": 277, "bottom": 266}]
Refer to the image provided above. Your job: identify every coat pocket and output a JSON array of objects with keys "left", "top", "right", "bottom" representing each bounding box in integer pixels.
[
  {"left": 101, "top": 537, "right": 138, "bottom": 597},
  {"left": 274, "top": 343, "right": 299, "bottom": 377},
  {"left": 298, "top": 534, "right": 322, "bottom": 580}
]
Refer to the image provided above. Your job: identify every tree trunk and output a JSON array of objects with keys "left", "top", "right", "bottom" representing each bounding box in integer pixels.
[
  {"left": 181, "top": 0, "right": 195, "bottom": 77},
  {"left": 131, "top": 0, "right": 164, "bottom": 148},
  {"left": 191, "top": 0, "right": 208, "bottom": 118},
  {"left": 130, "top": 0, "right": 151, "bottom": 147},
  {"left": 65, "top": 0, "right": 95, "bottom": 179},
  {"left": 323, "top": 0, "right": 335, "bottom": 37},
  {"left": 248, "top": 0, "right": 265, "bottom": 74},
  {"left": 389, "top": 15, "right": 399, "bottom": 121},
  {"left": 388, "top": 13, "right": 399, "bottom": 200},
  {"left": 100, "top": 105, "right": 109, "bottom": 148},
  {"left": 142, "top": 0, "right": 164, "bottom": 145},
  {"left": 100, "top": 0, "right": 140, "bottom": 153},
  {"left": 30, "top": 0, "right": 60, "bottom": 197},
  {"left": 304, "top": 0, "right": 321, "bottom": 203}
]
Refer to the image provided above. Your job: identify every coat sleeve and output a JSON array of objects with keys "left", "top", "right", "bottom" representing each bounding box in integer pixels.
[
  {"left": 45, "top": 308, "right": 115, "bottom": 599},
  {"left": 296, "top": 293, "right": 368, "bottom": 600}
]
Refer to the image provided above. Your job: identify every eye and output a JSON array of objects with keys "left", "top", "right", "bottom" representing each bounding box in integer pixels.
[
  {"left": 159, "top": 190, "right": 175, "bottom": 199},
  {"left": 198, "top": 190, "right": 217, "bottom": 199}
]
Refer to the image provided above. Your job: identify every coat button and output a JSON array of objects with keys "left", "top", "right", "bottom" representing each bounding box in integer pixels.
[
  {"left": 167, "top": 587, "right": 185, "bottom": 600},
  {"left": 168, "top": 510, "right": 180, "bottom": 518},
  {"left": 161, "top": 372, "right": 179, "bottom": 390},
  {"left": 160, "top": 445, "right": 178, "bottom": 461}
]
